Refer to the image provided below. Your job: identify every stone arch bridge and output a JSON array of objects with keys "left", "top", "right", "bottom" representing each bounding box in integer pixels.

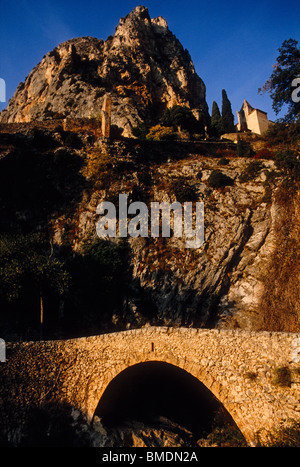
[{"left": 1, "top": 327, "right": 300, "bottom": 446}]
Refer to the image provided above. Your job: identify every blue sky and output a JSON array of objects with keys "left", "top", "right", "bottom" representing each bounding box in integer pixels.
[{"left": 1, "top": 0, "right": 299, "bottom": 122}]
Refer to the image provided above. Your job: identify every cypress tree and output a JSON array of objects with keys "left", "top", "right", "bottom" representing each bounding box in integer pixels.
[
  {"left": 221, "top": 89, "right": 235, "bottom": 133},
  {"left": 210, "top": 101, "right": 223, "bottom": 137}
]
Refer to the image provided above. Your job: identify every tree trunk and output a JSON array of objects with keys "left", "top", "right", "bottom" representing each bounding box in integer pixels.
[{"left": 40, "top": 294, "right": 44, "bottom": 340}]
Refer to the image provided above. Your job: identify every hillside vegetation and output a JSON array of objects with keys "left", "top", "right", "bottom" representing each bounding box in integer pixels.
[{"left": 0, "top": 120, "right": 299, "bottom": 339}]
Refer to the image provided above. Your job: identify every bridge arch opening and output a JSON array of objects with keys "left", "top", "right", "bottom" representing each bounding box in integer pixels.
[{"left": 94, "top": 361, "right": 245, "bottom": 445}]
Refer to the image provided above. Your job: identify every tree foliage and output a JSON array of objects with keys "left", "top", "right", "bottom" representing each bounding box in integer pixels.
[
  {"left": 132, "top": 122, "right": 150, "bottom": 139},
  {"left": 236, "top": 135, "right": 251, "bottom": 157},
  {"left": 275, "top": 149, "right": 300, "bottom": 181},
  {"left": 63, "top": 237, "right": 129, "bottom": 336},
  {"left": 0, "top": 233, "right": 129, "bottom": 339},
  {"left": 259, "top": 38, "right": 300, "bottom": 122},
  {"left": 0, "top": 234, "right": 69, "bottom": 338},
  {"left": 210, "top": 101, "right": 223, "bottom": 137},
  {"left": 221, "top": 89, "right": 235, "bottom": 133},
  {"left": 264, "top": 120, "right": 300, "bottom": 149},
  {"left": 161, "top": 105, "right": 203, "bottom": 135},
  {"left": 0, "top": 143, "right": 84, "bottom": 233},
  {"left": 0, "top": 234, "right": 69, "bottom": 303}
]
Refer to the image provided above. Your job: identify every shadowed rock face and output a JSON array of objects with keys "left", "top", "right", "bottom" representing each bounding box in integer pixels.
[{"left": 0, "top": 6, "right": 209, "bottom": 137}]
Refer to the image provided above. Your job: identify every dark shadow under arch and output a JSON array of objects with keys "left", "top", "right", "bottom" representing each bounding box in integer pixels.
[{"left": 94, "top": 361, "right": 244, "bottom": 441}]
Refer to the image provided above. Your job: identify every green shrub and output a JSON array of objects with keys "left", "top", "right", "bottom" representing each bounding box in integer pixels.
[
  {"left": 20, "top": 402, "right": 90, "bottom": 447},
  {"left": 217, "top": 157, "right": 230, "bottom": 165},
  {"left": 261, "top": 169, "right": 277, "bottom": 204},
  {"left": 264, "top": 121, "right": 300, "bottom": 148},
  {"left": 0, "top": 146, "right": 84, "bottom": 231},
  {"left": 170, "top": 176, "right": 198, "bottom": 202},
  {"left": 272, "top": 366, "right": 292, "bottom": 387},
  {"left": 204, "top": 407, "right": 247, "bottom": 447},
  {"left": 62, "top": 131, "right": 83, "bottom": 149},
  {"left": 161, "top": 105, "right": 203, "bottom": 135},
  {"left": 146, "top": 125, "right": 175, "bottom": 141},
  {"left": 132, "top": 123, "right": 150, "bottom": 140},
  {"left": 245, "top": 371, "right": 258, "bottom": 381},
  {"left": 275, "top": 149, "right": 300, "bottom": 181},
  {"left": 207, "top": 170, "right": 234, "bottom": 188},
  {"left": 31, "top": 128, "right": 59, "bottom": 150},
  {"left": 81, "top": 237, "right": 126, "bottom": 277},
  {"left": 239, "top": 161, "right": 263, "bottom": 182},
  {"left": 236, "top": 135, "right": 251, "bottom": 157},
  {"left": 262, "top": 184, "right": 273, "bottom": 204}
]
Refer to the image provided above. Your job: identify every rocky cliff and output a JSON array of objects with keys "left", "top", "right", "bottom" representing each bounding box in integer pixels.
[
  {"left": 66, "top": 145, "right": 278, "bottom": 332},
  {"left": 0, "top": 7, "right": 298, "bottom": 338},
  {"left": 0, "top": 119, "right": 294, "bottom": 337},
  {"left": 0, "top": 6, "right": 209, "bottom": 137}
]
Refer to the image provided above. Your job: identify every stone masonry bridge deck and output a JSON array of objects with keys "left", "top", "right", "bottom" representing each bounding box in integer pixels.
[{"left": 1, "top": 326, "right": 300, "bottom": 446}]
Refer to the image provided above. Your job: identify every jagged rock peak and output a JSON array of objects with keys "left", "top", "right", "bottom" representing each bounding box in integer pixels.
[
  {"left": 117, "top": 5, "right": 168, "bottom": 29},
  {"left": 0, "top": 6, "right": 209, "bottom": 137},
  {"left": 112, "top": 6, "right": 169, "bottom": 48},
  {"left": 120, "top": 5, "right": 152, "bottom": 23}
]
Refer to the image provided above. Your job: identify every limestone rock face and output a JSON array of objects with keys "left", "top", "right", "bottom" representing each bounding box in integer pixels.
[
  {"left": 0, "top": 6, "right": 209, "bottom": 137},
  {"left": 97, "top": 418, "right": 199, "bottom": 447},
  {"left": 59, "top": 146, "right": 279, "bottom": 332},
  {"left": 124, "top": 157, "right": 277, "bottom": 330}
]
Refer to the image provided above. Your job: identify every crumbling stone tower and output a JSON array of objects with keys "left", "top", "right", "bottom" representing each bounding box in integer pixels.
[{"left": 101, "top": 94, "right": 112, "bottom": 138}]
